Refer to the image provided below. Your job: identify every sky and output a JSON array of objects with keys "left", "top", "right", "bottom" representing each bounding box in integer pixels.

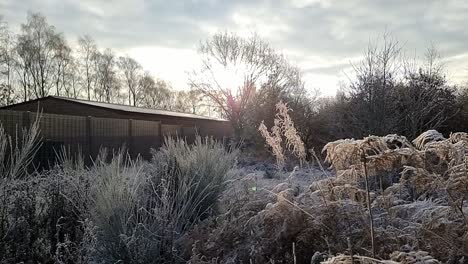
[{"left": 1, "top": 0, "right": 468, "bottom": 96}]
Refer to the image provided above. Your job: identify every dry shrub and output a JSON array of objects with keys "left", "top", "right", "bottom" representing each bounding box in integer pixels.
[
  {"left": 322, "top": 130, "right": 459, "bottom": 187},
  {"left": 400, "top": 166, "right": 440, "bottom": 199},
  {"left": 367, "top": 148, "right": 425, "bottom": 172},
  {"left": 324, "top": 135, "right": 412, "bottom": 166},
  {"left": 259, "top": 101, "right": 306, "bottom": 170},
  {"left": 188, "top": 173, "right": 378, "bottom": 263},
  {"left": 311, "top": 173, "right": 373, "bottom": 204},
  {"left": 312, "top": 130, "right": 468, "bottom": 262},
  {"left": 412, "top": 130, "right": 445, "bottom": 150},
  {"left": 321, "top": 254, "right": 398, "bottom": 264},
  {"left": 382, "top": 134, "right": 413, "bottom": 149},
  {"left": 322, "top": 139, "right": 364, "bottom": 171},
  {"left": 91, "top": 136, "right": 237, "bottom": 263},
  {"left": 449, "top": 132, "right": 468, "bottom": 144},
  {"left": 321, "top": 251, "right": 442, "bottom": 264},
  {"left": 322, "top": 135, "right": 424, "bottom": 200},
  {"left": 185, "top": 129, "right": 468, "bottom": 263},
  {"left": 389, "top": 250, "right": 441, "bottom": 264},
  {"left": 275, "top": 102, "right": 306, "bottom": 162},
  {"left": 329, "top": 184, "right": 371, "bottom": 204}
]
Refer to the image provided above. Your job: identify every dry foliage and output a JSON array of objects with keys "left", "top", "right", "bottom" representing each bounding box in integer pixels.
[
  {"left": 189, "top": 129, "right": 467, "bottom": 263},
  {"left": 3, "top": 124, "right": 467, "bottom": 263},
  {"left": 412, "top": 130, "right": 445, "bottom": 150},
  {"left": 259, "top": 101, "right": 306, "bottom": 170}
]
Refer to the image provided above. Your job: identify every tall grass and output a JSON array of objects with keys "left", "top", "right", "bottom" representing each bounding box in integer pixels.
[
  {"left": 150, "top": 136, "right": 238, "bottom": 223},
  {"left": 0, "top": 117, "right": 41, "bottom": 179},
  {"left": 0, "top": 123, "right": 238, "bottom": 263},
  {"left": 259, "top": 101, "right": 306, "bottom": 171},
  {"left": 0, "top": 120, "right": 43, "bottom": 262},
  {"left": 89, "top": 136, "right": 237, "bottom": 263}
]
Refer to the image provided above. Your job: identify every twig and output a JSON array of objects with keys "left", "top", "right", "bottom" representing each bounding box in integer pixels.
[
  {"left": 292, "top": 242, "right": 297, "bottom": 264},
  {"left": 361, "top": 149, "right": 376, "bottom": 258},
  {"left": 347, "top": 237, "right": 355, "bottom": 264}
]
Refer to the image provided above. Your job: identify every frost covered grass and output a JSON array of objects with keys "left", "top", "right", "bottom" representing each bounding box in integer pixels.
[
  {"left": 0, "top": 131, "right": 237, "bottom": 263},
  {"left": 2, "top": 121, "right": 468, "bottom": 263}
]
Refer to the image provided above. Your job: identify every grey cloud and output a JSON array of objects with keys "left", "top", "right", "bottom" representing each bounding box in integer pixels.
[
  {"left": 1, "top": 0, "right": 468, "bottom": 86},
  {"left": 303, "top": 62, "right": 353, "bottom": 76}
]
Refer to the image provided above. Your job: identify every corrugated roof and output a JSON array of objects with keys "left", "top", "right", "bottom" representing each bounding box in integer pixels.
[{"left": 49, "top": 96, "right": 227, "bottom": 121}]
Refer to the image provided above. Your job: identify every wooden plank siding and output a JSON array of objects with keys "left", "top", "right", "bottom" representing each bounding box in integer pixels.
[{"left": 0, "top": 97, "right": 232, "bottom": 166}]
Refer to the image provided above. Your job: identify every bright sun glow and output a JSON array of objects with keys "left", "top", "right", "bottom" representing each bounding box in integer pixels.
[{"left": 126, "top": 46, "right": 199, "bottom": 90}]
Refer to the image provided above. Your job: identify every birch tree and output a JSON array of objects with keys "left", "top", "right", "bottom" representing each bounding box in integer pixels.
[{"left": 118, "top": 55, "right": 142, "bottom": 106}]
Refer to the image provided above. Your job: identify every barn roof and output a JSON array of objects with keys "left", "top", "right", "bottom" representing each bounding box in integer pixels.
[{"left": 1, "top": 96, "right": 227, "bottom": 122}]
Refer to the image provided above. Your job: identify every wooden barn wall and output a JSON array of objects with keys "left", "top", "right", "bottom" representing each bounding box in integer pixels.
[
  {"left": 90, "top": 117, "right": 129, "bottom": 157},
  {"left": 0, "top": 110, "right": 23, "bottom": 137},
  {"left": 32, "top": 112, "right": 89, "bottom": 165},
  {"left": 131, "top": 119, "right": 161, "bottom": 158},
  {"left": 0, "top": 106, "right": 232, "bottom": 166}
]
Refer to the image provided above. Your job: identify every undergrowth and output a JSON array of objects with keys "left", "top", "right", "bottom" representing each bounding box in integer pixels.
[
  {"left": 2, "top": 115, "right": 468, "bottom": 263},
  {"left": 0, "top": 130, "right": 237, "bottom": 263}
]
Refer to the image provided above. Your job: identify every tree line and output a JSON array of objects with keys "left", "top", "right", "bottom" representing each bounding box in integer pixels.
[
  {"left": 191, "top": 32, "right": 468, "bottom": 152},
  {"left": 0, "top": 12, "right": 217, "bottom": 116},
  {"left": 2, "top": 12, "right": 468, "bottom": 152}
]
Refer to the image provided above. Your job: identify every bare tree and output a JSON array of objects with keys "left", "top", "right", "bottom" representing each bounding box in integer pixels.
[
  {"left": 396, "top": 46, "right": 456, "bottom": 138},
  {"left": 78, "top": 35, "right": 97, "bottom": 100},
  {"left": 185, "top": 89, "right": 210, "bottom": 115},
  {"left": 140, "top": 72, "right": 172, "bottom": 109},
  {"left": 347, "top": 33, "right": 402, "bottom": 136},
  {"left": 14, "top": 39, "right": 32, "bottom": 102},
  {"left": 169, "top": 89, "right": 220, "bottom": 116},
  {"left": 190, "top": 32, "right": 302, "bottom": 139},
  {"left": 62, "top": 54, "right": 80, "bottom": 98},
  {"left": 95, "top": 48, "right": 119, "bottom": 103},
  {"left": 52, "top": 34, "right": 71, "bottom": 97},
  {"left": 16, "top": 12, "right": 61, "bottom": 99},
  {"left": 0, "top": 18, "right": 15, "bottom": 105},
  {"left": 171, "top": 90, "right": 193, "bottom": 113},
  {"left": 118, "top": 55, "right": 142, "bottom": 106}
]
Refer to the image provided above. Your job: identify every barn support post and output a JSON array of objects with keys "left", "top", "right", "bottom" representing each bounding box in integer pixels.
[
  {"left": 86, "top": 116, "right": 93, "bottom": 163},
  {"left": 22, "top": 111, "right": 31, "bottom": 130},
  {"left": 158, "top": 121, "right": 162, "bottom": 148},
  {"left": 128, "top": 119, "right": 134, "bottom": 158},
  {"left": 20, "top": 111, "right": 32, "bottom": 150}
]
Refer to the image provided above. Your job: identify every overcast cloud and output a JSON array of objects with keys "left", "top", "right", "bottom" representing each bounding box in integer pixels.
[{"left": 2, "top": 0, "right": 468, "bottom": 95}]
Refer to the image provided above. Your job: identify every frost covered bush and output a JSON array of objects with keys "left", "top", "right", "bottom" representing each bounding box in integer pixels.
[
  {"left": 90, "top": 136, "right": 237, "bottom": 263},
  {"left": 0, "top": 130, "right": 237, "bottom": 263},
  {"left": 0, "top": 122, "right": 99, "bottom": 263},
  {"left": 0, "top": 121, "right": 45, "bottom": 262},
  {"left": 149, "top": 136, "right": 238, "bottom": 221},
  {"left": 188, "top": 130, "right": 468, "bottom": 263},
  {"left": 3, "top": 121, "right": 467, "bottom": 263}
]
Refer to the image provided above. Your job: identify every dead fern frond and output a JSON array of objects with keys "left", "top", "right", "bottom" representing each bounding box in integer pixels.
[
  {"left": 322, "top": 139, "right": 362, "bottom": 170},
  {"left": 449, "top": 132, "right": 468, "bottom": 144},
  {"left": 382, "top": 134, "right": 413, "bottom": 149},
  {"left": 330, "top": 184, "right": 370, "bottom": 204},
  {"left": 389, "top": 250, "right": 441, "bottom": 263},
  {"left": 321, "top": 254, "right": 397, "bottom": 264},
  {"left": 413, "top": 130, "right": 445, "bottom": 150},
  {"left": 400, "top": 166, "right": 438, "bottom": 197}
]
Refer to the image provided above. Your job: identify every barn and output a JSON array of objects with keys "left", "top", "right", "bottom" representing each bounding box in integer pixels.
[{"left": 0, "top": 96, "right": 232, "bottom": 163}]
